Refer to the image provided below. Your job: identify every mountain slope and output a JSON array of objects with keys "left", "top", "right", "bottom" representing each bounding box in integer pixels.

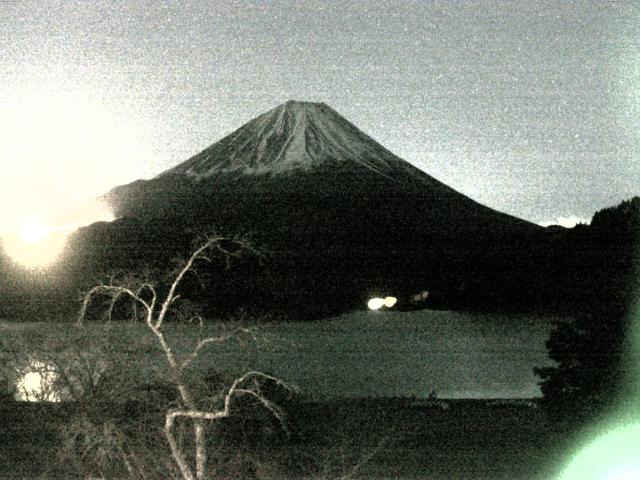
[
  {"left": 160, "top": 100, "right": 441, "bottom": 183},
  {"left": 83, "top": 101, "right": 543, "bottom": 318},
  {"left": 106, "top": 101, "right": 532, "bottom": 231}
]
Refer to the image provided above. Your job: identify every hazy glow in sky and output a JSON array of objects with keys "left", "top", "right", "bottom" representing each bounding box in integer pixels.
[
  {"left": 0, "top": 83, "right": 149, "bottom": 226},
  {"left": 0, "top": 1, "right": 638, "bottom": 226},
  {"left": 17, "top": 216, "right": 50, "bottom": 245},
  {"left": 0, "top": 200, "right": 114, "bottom": 268}
]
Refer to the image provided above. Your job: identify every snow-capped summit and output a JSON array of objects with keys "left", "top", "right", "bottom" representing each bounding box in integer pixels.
[
  {"left": 159, "top": 100, "right": 435, "bottom": 184},
  {"left": 107, "top": 100, "right": 535, "bottom": 229}
]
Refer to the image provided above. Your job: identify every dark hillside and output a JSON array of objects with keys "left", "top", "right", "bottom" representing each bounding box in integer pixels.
[{"left": 68, "top": 101, "right": 542, "bottom": 318}]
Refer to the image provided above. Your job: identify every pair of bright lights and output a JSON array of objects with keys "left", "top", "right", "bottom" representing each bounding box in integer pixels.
[{"left": 367, "top": 296, "right": 397, "bottom": 310}]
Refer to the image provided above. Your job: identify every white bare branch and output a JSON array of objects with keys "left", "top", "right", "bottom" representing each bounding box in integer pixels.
[
  {"left": 226, "top": 371, "right": 291, "bottom": 399},
  {"left": 107, "top": 290, "right": 123, "bottom": 323},
  {"left": 136, "top": 283, "right": 158, "bottom": 313},
  {"left": 234, "top": 388, "right": 288, "bottom": 431},
  {"left": 337, "top": 436, "right": 389, "bottom": 480},
  {"left": 155, "top": 236, "right": 226, "bottom": 329},
  {"left": 78, "top": 285, "right": 152, "bottom": 325},
  {"left": 74, "top": 236, "right": 288, "bottom": 480}
]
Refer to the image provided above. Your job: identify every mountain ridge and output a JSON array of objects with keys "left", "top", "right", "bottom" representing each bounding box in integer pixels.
[
  {"left": 107, "top": 100, "right": 534, "bottom": 235},
  {"left": 0, "top": 102, "right": 634, "bottom": 320},
  {"left": 158, "top": 100, "right": 446, "bottom": 188},
  {"left": 88, "top": 100, "right": 544, "bottom": 318}
]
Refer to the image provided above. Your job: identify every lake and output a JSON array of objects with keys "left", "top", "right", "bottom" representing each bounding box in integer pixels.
[{"left": 2, "top": 309, "right": 556, "bottom": 400}]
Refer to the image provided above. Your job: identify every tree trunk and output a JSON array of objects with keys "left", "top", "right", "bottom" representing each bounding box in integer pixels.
[{"left": 195, "top": 421, "right": 207, "bottom": 480}]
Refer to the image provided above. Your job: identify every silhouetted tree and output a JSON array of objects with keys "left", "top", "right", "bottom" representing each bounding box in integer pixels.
[
  {"left": 535, "top": 306, "right": 629, "bottom": 422},
  {"left": 535, "top": 197, "right": 640, "bottom": 424}
]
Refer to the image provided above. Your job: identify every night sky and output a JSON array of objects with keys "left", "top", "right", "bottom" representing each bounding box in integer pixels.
[{"left": 1, "top": 0, "right": 638, "bottom": 228}]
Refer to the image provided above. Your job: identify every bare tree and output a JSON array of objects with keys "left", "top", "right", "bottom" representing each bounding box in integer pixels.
[{"left": 77, "top": 235, "right": 291, "bottom": 480}]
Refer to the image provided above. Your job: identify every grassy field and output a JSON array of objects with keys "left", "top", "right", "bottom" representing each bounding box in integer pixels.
[{"left": 0, "top": 397, "right": 569, "bottom": 479}]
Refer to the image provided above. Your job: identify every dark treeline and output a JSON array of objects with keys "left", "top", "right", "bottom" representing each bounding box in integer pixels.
[
  {"left": 535, "top": 197, "right": 640, "bottom": 424},
  {"left": 0, "top": 194, "right": 638, "bottom": 322}
]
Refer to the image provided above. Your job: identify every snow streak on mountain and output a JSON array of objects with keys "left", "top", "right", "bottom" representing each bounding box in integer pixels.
[{"left": 160, "top": 100, "right": 440, "bottom": 186}]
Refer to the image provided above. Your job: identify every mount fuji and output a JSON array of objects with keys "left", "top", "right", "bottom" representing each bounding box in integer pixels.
[
  {"left": 76, "top": 101, "right": 542, "bottom": 318},
  {"left": 161, "top": 100, "right": 447, "bottom": 181}
]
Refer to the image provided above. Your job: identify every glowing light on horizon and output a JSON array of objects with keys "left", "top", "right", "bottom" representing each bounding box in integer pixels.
[
  {"left": 368, "top": 298, "right": 385, "bottom": 310},
  {"left": 1, "top": 201, "right": 115, "bottom": 269},
  {"left": 368, "top": 296, "right": 398, "bottom": 310},
  {"left": 383, "top": 296, "right": 397, "bottom": 308},
  {"left": 53, "top": 199, "right": 116, "bottom": 231},
  {"left": 539, "top": 215, "right": 591, "bottom": 228}
]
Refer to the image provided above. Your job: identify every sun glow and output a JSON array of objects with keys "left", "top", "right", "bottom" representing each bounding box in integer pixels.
[
  {"left": 2, "top": 217, "right": 67, "bottom": 269},
  {"left": 0, "top": 80, "right": 150, "bottom": 235},
  {"left": 1, "top": 201, "right": 115, "bottom": 269},
  {"left": 17, "top": 216, "right": 51, "bottom": 245},
  {"left": 0, "top": 79, "right": 146, "bottom": 270}
]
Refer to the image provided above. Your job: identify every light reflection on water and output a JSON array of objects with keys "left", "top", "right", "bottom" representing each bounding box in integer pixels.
[
  {"left": 15, "top": 360, "right": 61, "bottom": 402},
  {"left": 6, "top": 311, "right": 554, "bottom": 401}
]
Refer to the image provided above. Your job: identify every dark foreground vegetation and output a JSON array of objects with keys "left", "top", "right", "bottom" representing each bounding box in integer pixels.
[
  {"left": 535, "top": 197, "right": 640, "bottom": 427},
  {"left": 0, "top": 236, "right": 557, "bottom": 479},
  {"left": 0, "top": 396, "right": 565, "bottom": 479}
]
